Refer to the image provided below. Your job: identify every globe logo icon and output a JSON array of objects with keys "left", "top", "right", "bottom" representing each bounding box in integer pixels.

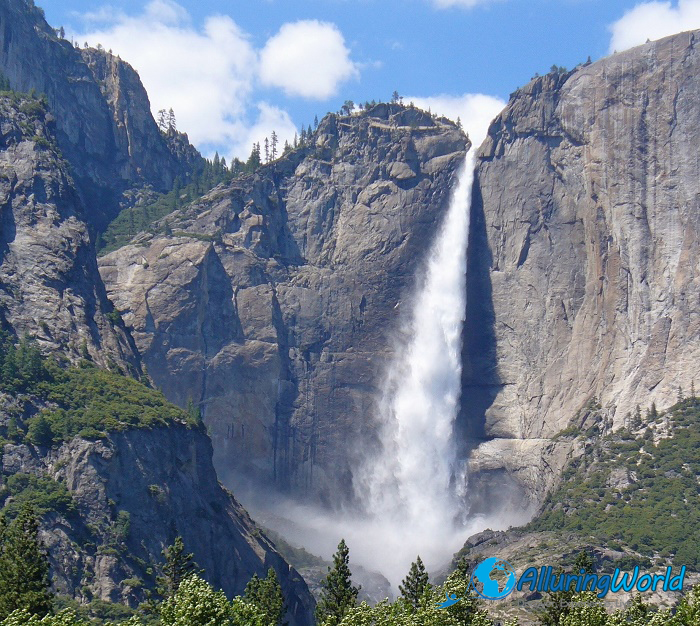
[{"left": 470, "top": 557, "right": 517, "bottom": 600}]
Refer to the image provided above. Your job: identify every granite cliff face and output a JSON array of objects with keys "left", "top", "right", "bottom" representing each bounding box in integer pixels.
[
  {"left": 0, "top": 0, "right": 202, "bottom": 364},
  {"left": 0, "top": 0, "right": 201, "bottom": 230},
  {"left": 99, "top": 105, "right": 468, "bottom": 503},
  {"left": 1, "top": 423, "right": 314, "bottom": 625},
  {"left": 0, "top": 93, "right": 137, "bottom": 370},
  {"left": 463, "top": 30, "right": 700, "bottom": 510}
]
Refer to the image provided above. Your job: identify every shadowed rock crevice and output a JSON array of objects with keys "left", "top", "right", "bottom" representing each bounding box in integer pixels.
[{"left": 457, "top": 170, "right": 499, "bottom": 457}]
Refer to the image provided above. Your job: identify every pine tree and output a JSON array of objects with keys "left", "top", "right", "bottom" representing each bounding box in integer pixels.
[
  {"left": 167, "top": 108, "right": 176, "bottom": 133},
  {"left": 315, "top": 539, "right": 360, "bottom": 626},
  {"left": 632, "top": 404, "right": 642, "bottom": 430},
  {"left": 156, "top": 536, "right": 200, "bottom": 600},
  {"left": 0, "top": 505, "right": 53, "bottom": 619},
  {"left": 314, "top": 115, "right": 319, "bottom": 129},
  {"left": 6, "top": 416, "right": 21, "bottom": 442},
  {"left": 244, "top": 567, "right": 285, "bottom": 625},
  {"left": 27, "top": 414, "right": 54, "bottom": 447},
  {"left": 246, "top": 143, "right": 261, "bottom": 172},
  {"left": 270, "top": 130, "right": 278, "bottom": 160},
  {"left": 399, "top": 555, "right": 430, "bottom": 611},
  {"left": 157, "top": 109, "right": 167, "bottom": 132}
]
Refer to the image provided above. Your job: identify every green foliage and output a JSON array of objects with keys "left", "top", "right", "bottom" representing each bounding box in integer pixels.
[
  {"left": 316, "top": 539, "right": 361, "bottom": 626},
  {"left": 245, "top": 143, "right": 262, "bottom": 172},
  {"left": 0, "top": 505, "right": 53, "bottom": 620},
  {"left": 52, "top": 594, "right": 151, "bottom": 624},
  {"left": 337, "top": 564, "right": 489, "bottom": 626},
  {"left": 104, "top": 510, "right": 131, "bottom": 552},
  {"left": 27, "top": 414, "right": 54, "bottom": 447},
  {"left": 18, "top": 97, "right": 47, "bottom": 119},
  {"left": 0, "top": 608, "right": 90, "bottom": 625},
  {"left": 105, "top": 310, "right": 123, "bottom": 326},
  {"left": 534, "top": 587, "right": 700, "bottom": 626},
  {"left": 0, "top": 474, "right": 75, "bottom": 519},
  {"left": 185, "top": 399, "right": 202, "bottom": 425},
  {"left": 159, "top": 574, "right": 265, "bottom": 626},
  {"left": 673, "top": 585, "right": 700, "bottom": 625},
  {"left": 0, "top": 335, "right": 198, "bottom": 449},
  {"left": 156, "top": 537, "right": 200, "bottom": 600},
  {"left": 0, "top": 333, "right": 48, "bottom": 394},
  {"left": 39, "top": 362, "right": 197, "bottom": 439},
  {"left": 0, "top": 70, "right": 11, "bottom": 92},
  {"left": 399, "top": 555, "right": 431, "bottom": 612},
  {"left": 244, "top": 568, "right": 285, "bottom": 625},
  {"left": 98, "top": 157, "right": 234, "bottom": 256},
  {"left": 529, "top": 398, "right": 700, "bottom": 570}
]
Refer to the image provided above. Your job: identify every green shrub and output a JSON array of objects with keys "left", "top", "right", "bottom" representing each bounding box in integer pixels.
[
  {"left": 0, "top": 474, "right": 75, "bottom": 519},
  {"left": 529, "top": 398, "right": 700, "bottom": 570}
]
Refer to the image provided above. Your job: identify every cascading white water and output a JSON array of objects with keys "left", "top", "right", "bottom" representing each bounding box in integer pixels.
[
  {"left": 360, "top": 154, "right": 473, "bottom": 517},
  {"left": 351, "top": 152, "right": 479, "bottom": 585}
]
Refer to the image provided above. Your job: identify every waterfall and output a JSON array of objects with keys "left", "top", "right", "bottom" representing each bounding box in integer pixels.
[
  {"left": 352, "top": 151, "right": 477, "bottom": 584},
  {"left": 243, "top": 103, "right": 509, "bottom": 591}
]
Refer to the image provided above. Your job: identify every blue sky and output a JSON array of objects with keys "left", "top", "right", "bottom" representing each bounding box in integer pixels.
[{"left": 37, "top": 0, "right": 700, "bottom": 160}]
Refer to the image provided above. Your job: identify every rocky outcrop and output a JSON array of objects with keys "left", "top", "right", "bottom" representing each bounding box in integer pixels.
[
  {"left": 0, "top": 0, "right": 202, "bottom": 230},
  {"left": 100, "top": 105, "right": 468, "bottom": 503},
  {"left": 0, "top": 424, "right": 315, "bottom": 625},
  {"left": 463, "top": 30, "right": 700, "bottom": 509},
  {"left": 0, "top": 93, "right": 137, "bottom": 369}
]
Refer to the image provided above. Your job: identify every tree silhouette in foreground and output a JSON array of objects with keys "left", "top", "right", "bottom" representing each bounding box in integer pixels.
[
  {"left": 400, "top": 555, "right": 431, "bottom": 611},
  {"left": 315, "top": 538, "right": 360, "bottom": 626},
  {"left": 0, "top": 504, "right": 53, "bottom": 619}
]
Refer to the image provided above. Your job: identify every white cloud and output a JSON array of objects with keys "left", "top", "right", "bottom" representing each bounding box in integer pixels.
[
  {"left": 405, "top": 93, "right": 505, "bottom": 148},
  {"left": 71, "top": 2, "right": 359, "bottom": 161},
  {"left": 609, "top": 0, "right": 700, "bottom": 52},
  {"left": 259, "top": 20, "right": 359, "bottom": 99},
  {"left": 74, "top": 0, "right": 257, "bottom": 159},
  {"left": 232, "top": 103, "right": 299, "bottom": 161}
]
